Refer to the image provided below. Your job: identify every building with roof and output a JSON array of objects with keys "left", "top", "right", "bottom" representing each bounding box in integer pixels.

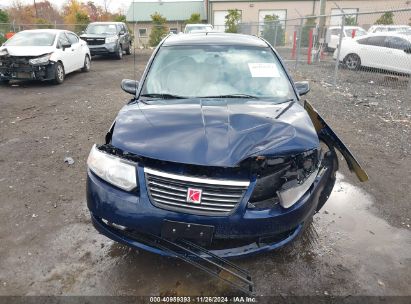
[
  {"left": 207, "top": 0, "right": 411, "bottom": 32},
  {"left": 126, "top": 0, "right": 410, "bottom": 47},
  {"left": 126, "top": 0, "right": 207, "bottom": 47}
]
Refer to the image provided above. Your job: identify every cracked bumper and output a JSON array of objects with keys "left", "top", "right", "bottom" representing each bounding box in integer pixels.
[{"left": 86, "top": 162, "right": 335, "bottom": 258}]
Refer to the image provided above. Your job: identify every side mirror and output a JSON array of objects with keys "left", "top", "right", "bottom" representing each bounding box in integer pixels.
[
  {"left": 119, "top": 30, "right": 125, "bottom": 35},
  {"left": 121, "top": 79, "right": 138, "bottom": 95},
  {"left": 294, "top": 81, "right": 310, "bottom": 96},
  {"left": 62, "top": 42, "right": 71, "bottom": 50}
]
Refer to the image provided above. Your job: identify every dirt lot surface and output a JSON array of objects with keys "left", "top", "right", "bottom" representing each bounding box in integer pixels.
[{"left": 0, "top": 50, "right": 410, "bottom": 298}]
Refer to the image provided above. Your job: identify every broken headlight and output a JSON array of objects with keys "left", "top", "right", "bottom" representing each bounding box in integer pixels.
[
  {"left": 248, "top": 149, "right": 319, "bottom": 210},
  {"left": 87, "top": 144, "right": 137, "bottom": 191},
  {"left": 29, "top": 53, "right": 52, "bottom": 65},
  {"left": 276, "top": 149, "right": 320, "bottom": 208},
  {"left": 277, "top": 168, "right": 319, "bottom": 208}
]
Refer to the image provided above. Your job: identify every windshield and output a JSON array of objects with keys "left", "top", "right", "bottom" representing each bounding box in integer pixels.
[
  {"left": 141, "top": 45, "right": 295, "bottom": 102},
  {"left": 5, "top": 31, "right": 56, "bottom": 46},
  {"left": 185, "top": 25, "right": 213, "bottom": 33},
  {"left": 85, "top": 24, "right": 118, "bottom": 35}
]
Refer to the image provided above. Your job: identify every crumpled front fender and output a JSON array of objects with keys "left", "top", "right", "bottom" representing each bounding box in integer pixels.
[{"left": 304, "top": 100, "right": 368, "bottom": 182}]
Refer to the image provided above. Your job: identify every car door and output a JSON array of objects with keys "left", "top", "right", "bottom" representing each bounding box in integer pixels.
[
  {"left": 66, "top": 32, "right": 83, "bottom": 70},
  {"left": 119, "top": 24, "right": 129, "bottom": 49},
  {"left": 384, "top": 36, "right": 411, "bottom": 74},
  {"left": 57, "top": 32, "right": 76, "bottom": 73},
  {"left": 357, "top": 36, "right": 386, "bottom": 69},
  {"left": 123, "top": 24, "right": 130, "bottom": 48}
]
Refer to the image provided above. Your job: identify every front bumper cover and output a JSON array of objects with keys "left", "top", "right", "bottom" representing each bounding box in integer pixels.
[
  {"left": 88, "top": 43, "right": 119, "bottom": 56},
  {"left": 0, "top": 61, "right": 57, "bottom": 81},
  {"left": 87, "top": 158, "right": 335, "bottom": 258}
]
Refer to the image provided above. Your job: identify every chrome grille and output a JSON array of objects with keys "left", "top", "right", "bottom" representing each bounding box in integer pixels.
[{"left": 145, "top": 168, "right": 249, "bottom": 216}]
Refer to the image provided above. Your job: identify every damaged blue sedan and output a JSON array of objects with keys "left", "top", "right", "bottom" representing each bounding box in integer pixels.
[{"left": 86, "top": 33, "right": 367, "bottom": 260}]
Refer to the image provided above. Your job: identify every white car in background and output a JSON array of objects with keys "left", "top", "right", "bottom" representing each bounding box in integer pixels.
[
  {"left": 325, "top": 26, "right": 367, "bottom": 51},
  {"left": 184, "top": 24, "right": 214, "bottom": 33},
  {"left": 0, "top": 29, "right": 91, "bottom": 84},
  {"left": 368, "top": 25, "right": 411, "bottom": 34},
  {"left": 334, "top": 32, "right": 411, "bottom": 74}
]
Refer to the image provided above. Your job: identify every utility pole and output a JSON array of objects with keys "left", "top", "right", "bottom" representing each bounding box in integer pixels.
[
  {"left": 318, "top": 0, "right": 326, "bottom": 42},
  {"left": 33, "top": 0, "right": 38, "bottom": 19}
]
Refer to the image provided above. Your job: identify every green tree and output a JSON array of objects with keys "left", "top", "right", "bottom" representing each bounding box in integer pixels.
[
  {"left": 74, "top": 11, "right": 90, "bottom": 33},
  {"left": 149, "top": 12, "right": 168, "bottom": 47},
  {"left": 262, "top": 15, "right": 284, "bottom": 47},
  {"left": 375, "top": 12, "right": 394, "bottom": 25},
  {"left": 34, "top": 18, "right": 54, "bottom": 29},
  {"left": 186, "top": 13, "right": 201, "bottom": 24},
  {"left": 344, "top": 15, "right": 357, "bottom": 26},
  {"left": 0, "top": 9, "right": 9, "bottom": 23},
  {"left": 114, "top": 14, "right": 126, "bottom": 22},
  {"left": 300, "top": 17, "right": 317, "bottom": 47},
  {"left": 0, "top": 9, "right": 9, "bottom": 44},
  {"left": 225, "top": 9, "right": 241, "bottom": 33}
]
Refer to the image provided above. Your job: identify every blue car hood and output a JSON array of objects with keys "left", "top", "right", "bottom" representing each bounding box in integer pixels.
[{"left": 111, "top": 100, "right": 319, "bottom": 167}]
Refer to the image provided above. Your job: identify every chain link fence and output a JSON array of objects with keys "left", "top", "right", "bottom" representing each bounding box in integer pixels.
[
  {"left": 217, "top": 8, "right": 411, "bottom": 93},
  {"left": 0, "top": 22, "right": 92, "bottom": 34},
  {"left": 1, "top": 8, "right": 411, "bottom": 94}
]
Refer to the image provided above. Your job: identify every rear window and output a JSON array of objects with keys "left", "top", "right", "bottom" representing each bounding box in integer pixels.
[{"left": 385, "top": 36, "right": 411, "bottom": 50}]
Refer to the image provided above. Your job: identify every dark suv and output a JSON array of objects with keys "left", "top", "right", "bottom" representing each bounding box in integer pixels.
[{"left": 80, "top": 22, "right": 131, "bottom": 59}]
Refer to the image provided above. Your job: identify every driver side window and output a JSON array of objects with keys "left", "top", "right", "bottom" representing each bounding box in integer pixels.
[
  {"left": 58, "top": 33, "right": 70, "bottom": 48},
  {"left": 66, "top": 32, "right": 79, "bottom": 45}
]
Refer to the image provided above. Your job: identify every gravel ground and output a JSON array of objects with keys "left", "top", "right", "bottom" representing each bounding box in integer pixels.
[{"left": 0, "top": 50, "right": 410, "bottom": 298}]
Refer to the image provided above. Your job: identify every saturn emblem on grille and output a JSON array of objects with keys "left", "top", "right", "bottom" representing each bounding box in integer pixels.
[{"left": 187, "top": 188, "right": 202, "bottom": 204}]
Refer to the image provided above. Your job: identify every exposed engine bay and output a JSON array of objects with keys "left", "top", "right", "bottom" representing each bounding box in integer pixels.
[{"left": 0, "top": 49, "right": 56, "bottom": 81}]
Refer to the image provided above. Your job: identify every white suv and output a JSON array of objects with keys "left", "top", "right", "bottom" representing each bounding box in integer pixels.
[
  {"left": 368, "top": 25, "right": 411, "bottom": 34},
  {"left": 184, "top": 24, "right": 214, "bottom": 34},
  {"left": 326, "top": 26, "right": 367, "bottom": 51}
]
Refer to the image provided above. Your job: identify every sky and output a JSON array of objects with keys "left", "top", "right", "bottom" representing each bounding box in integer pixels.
[{"left": 0, "top": 0, "right": 202, "bottom": 13}]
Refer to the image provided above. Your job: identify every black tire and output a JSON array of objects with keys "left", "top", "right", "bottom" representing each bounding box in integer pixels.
[
  {"left": 53, "top": 62, "right": 65, "bottom": 84},
  {"left": 81, "top": 55, "right": 91, "bottom": 72},
  {"left": 125, "top": 43, "right": 131, "bottom": 55},
  {"left": 344, "top": 53, "right": 361, "bottom": 70},
  {"left": 115, "top": 45, "right": 123, "bottom": 60},
  {"left": 0, "top": 79, "right": 10, "bottom": 85}
]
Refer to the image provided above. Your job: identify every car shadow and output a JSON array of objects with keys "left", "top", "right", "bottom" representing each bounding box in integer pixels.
[{"left": 1, "top": 70, "right": 88, "bottom": 88}]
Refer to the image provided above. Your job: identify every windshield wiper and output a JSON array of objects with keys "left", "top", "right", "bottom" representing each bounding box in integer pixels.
[
  {"left": 140, "top": 93, "right": 188, "bottom": 100},
  {"left": 198, "top": 94, "right": 258, "bottom": 99},
  {"left": 275, "top": 98, "right": 299, "bottom": 105}
]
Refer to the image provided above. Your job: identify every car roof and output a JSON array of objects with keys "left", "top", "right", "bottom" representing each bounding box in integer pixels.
[
  {"left": 328, "top": 26, "right": 363, "bottom": 29},
  {"left": 19, "top": 29, "right": 68, "bottom": 34},
  {"left": 370, "top": 25, "right": 410, "bottom": 28},
  {"left": 355, "top": 32, "right": 411, "bottom": 41},
  {"left": 185, "top": 24, "right": 212, "bottom": 27},
  {"left": 88, "top": 22, "right": 124, "bottom": 25},
  {"left": 163, "top": 33, "right": 268, "bottom": 47}
]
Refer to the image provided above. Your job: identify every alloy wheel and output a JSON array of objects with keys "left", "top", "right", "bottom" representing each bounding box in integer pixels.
[{"left": 345, "top": 54, "right": 360, "bottom": 70}]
